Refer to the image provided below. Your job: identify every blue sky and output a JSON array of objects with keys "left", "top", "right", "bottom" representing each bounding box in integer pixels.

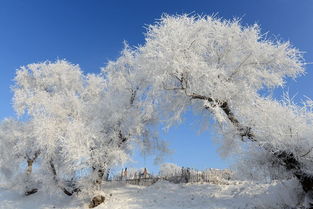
[{"left": 1, "top": 0, "right": 313, "bottom": 173}]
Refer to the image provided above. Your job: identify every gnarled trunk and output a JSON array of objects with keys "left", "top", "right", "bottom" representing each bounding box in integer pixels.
[
  {"left": 190, "top": 93, "right": 313, "bottom": 207},
  {"left": 25, "top": 151, "right": 40, "bottom": 196},
  {"left": 49, "top": 159, "right": 80, "bottom": 196}
]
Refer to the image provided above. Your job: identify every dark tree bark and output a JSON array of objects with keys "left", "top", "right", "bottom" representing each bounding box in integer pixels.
[
  {"left": 92, "top": 166, "right": 105, "bottom": 185},
  {"left": 190, "top": 92, "right": 313, "bottom": 205}
]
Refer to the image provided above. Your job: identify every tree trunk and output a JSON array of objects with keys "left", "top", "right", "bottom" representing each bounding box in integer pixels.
[
  {"left": 190, "top": 93, "right": 313, "bottom": 207},
  {"left": 26, "top": 160, "right": 33, "bottom": 175},
  {"left": 49, "top": 159, "right": 80, "bottom": 196},
  {"left": 92, "top": 167, "right": 105, "bottom": 185},
  {"left": 24, "top": 152, "right": 40, "bottom": 196}
]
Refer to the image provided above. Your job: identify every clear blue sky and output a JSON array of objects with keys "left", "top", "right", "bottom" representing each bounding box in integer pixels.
[{"left": 1, "top": 0, "right": 313, "bottom": 173}]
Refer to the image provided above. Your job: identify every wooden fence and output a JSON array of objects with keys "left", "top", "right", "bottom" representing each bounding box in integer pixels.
[{"left": 109, "top": 168, "right": 232, "bottom": 186}]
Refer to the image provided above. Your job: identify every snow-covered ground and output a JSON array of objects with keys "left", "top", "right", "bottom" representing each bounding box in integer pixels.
[{"left": 0, "top": 180, "right": 302, "bottom": 209}]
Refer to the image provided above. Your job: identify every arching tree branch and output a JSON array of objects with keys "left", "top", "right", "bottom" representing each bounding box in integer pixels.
[{"left": 165, "top": 73, "right": 313, "bottom": 195}]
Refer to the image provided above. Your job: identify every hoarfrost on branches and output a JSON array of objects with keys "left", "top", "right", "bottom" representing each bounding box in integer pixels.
[{"left": 1, "top": 14, "right": 313, "bottom": 207}]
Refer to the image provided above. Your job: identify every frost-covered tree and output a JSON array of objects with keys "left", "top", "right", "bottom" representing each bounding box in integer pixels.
[
  {"left": 11, "top": 60, "right": 166, "bottom": 199},
  {"left": 12, "top": 61, "right": 118, "bottom": 195},
  {"left": 83, "top": 62, "right": 164, "bottom": 188},
  {"left": 13, "top": 60, "right": 92, "bottom": 195},
  {"left": 80, "top": 54, "right": 169, "bottom": 191},
  {"left": 107, "top": 15, "right": 313, "bottom": 206},
  {"left": 159, "top": 163, "right": 182, "bottom": 177},
  {"left": 101, "top": 52, "right": 168, "bottom": 164}
]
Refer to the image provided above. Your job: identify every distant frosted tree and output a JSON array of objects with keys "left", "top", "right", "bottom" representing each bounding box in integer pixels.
[{"left": 159, "top": 163, "right": 182, "bottom": 177}]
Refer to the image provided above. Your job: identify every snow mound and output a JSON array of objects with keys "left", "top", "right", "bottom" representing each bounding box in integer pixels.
[{"left": 0, "top": 179, "right": 302, "bottom": 209}]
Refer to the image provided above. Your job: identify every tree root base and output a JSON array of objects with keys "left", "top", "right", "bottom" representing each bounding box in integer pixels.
[
  {"left": 88, "top": 195, "right": 105, "bottom": 208},
  {"left": 25, "top": 188, "right": 38, "bottom": 196}
]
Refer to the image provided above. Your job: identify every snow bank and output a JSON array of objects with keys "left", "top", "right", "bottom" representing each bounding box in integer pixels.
[{"left": 0, "top": 179, "right": 300, "bottom": 209}]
